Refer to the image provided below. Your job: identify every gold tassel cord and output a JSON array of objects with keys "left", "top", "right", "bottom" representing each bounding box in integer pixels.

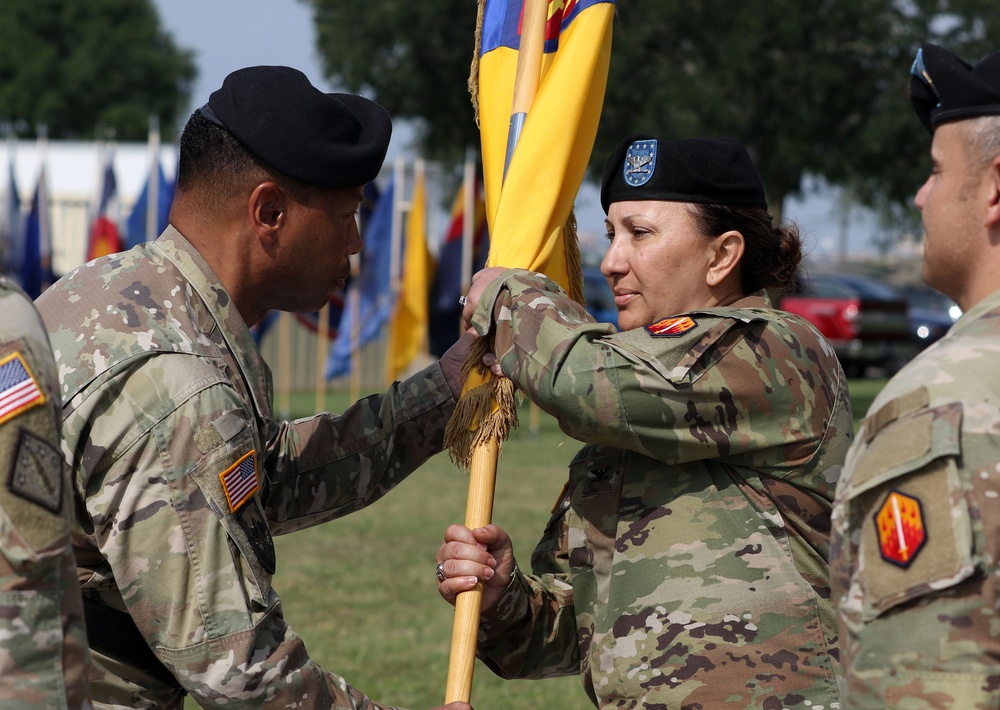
[
  {"left": 468, "top": 0, "right": 487, "bottom": 129},
  {"left": 563, "top": 209, "right": 585, "bottom": 306},
  {"left": 443, "top": 207, "right": 583, "bottom": 469},
  {"left": 443, "top": 336, "right": 518, "bottom": 470}
]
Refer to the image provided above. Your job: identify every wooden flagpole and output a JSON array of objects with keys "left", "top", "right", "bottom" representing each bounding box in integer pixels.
[{"left": 444, "top": 0, "right": 549, "bottom": 702}]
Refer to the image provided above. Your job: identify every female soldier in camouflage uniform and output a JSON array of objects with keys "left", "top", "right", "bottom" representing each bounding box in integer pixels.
[{"left": 436, "top": 136, "right": 852, "bottom": 709}]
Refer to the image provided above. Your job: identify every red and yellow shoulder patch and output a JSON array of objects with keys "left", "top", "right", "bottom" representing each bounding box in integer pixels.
[
  {"left": 645, "top": 316, "right": 697, "bottom": 337},
  {"left": 874, "top": 489, "right": 926, "bottom": 568},
  {"left": 219, "top": 451, "right": 259, "bottom": 513}
]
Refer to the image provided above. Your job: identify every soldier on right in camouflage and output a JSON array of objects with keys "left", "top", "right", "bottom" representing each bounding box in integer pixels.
[
  {"left": 830, "top": 44, "right": 1000, "bottom": 707},
  {"left": 436, "top": 135, "right": 853, "bottom": 708}
]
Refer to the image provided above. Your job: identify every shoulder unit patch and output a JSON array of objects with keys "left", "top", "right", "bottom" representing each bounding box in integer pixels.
[
  {"left": 220, "top": 451, "right": 259, "bottom": 513},
  {"left": 8, "top": 428, "right": 63, "bottom": 513},
  {"left": 645, "top": 316, "right": 697, "bottom": 337},
  {"left": 0, "top": 352, "right": 46, "bottom": 426},
  {"left": 874, "top": 489, "right": 926, "bottom": 568}
]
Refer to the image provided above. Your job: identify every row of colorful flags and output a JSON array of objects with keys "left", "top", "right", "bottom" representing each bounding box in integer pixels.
[
  {"left": 0, "top": 139, "right": 484, "bottom": 380},
  {"left": 258, "top": 159, "right": 488, "bottom": 382},
  {"left": 1, "top": 157, "right": 53, "bottom": 299},
  {"left": 319, "top": 160, "right": 489, "bottom": 381},
  {"left": 0, "top": 142, "right": 173, "bottom": 298}
]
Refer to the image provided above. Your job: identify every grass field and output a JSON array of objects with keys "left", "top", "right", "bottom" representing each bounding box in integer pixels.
[{"left": 185, "top": 378, "right": 886, "bottom": 709}]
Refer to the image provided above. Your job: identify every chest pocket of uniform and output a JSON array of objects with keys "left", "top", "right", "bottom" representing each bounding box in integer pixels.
[{"left": 844, "top": 397, "right": 972, "bottom": 621}]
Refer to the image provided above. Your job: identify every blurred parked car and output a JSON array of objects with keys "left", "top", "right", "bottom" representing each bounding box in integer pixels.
[
  {"left": 779, "top": 273, "right": 911, "bottom": 376},
  {"left": 583, "top": 266, "right": 618, "bottom": 328},
  {"left": 895, "top": 284, "right": 961, "bottom": 347}
]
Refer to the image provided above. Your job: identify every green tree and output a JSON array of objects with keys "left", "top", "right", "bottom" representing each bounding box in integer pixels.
[
  {"left": 305, "top": 0, "right": 481, "bottom": 167},
  {"left": 0, "top": 0, "right": 196, "bottom": 141},
  {"left": 596, "top": 0, "right": 999, "bottom": 228},
  {"left": 304, "top": 0, "right": 1000, "bottom": 228}
]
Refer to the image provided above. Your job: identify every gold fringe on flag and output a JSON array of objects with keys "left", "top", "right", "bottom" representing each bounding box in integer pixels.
[
  {"left": 468, "top": 0, "right": 487, "bottom": 128},
  {"left": 442, "top": 341, "right": 517, "bottom": 470},
  {"left": 443, "top": 207, "right": 583, "bottom": 469}
]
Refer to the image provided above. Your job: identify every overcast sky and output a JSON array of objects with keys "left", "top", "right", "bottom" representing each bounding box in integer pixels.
[
  {"left": 152, "top": 1, "right": 332, "bottom": 128},
  {"left": 149, "top": 0, "right": 885, "bottom": 257}
]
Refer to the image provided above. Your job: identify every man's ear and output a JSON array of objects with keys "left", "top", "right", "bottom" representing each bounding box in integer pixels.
[
  {"left": 706, "top": 230, "right": 745, "bottom": 287},
  {"left": 248, "top": 182, "right": 286, "bottom": 246},
  {"left": 986, "top": 154, "right": 1000, "bottom": 229}
]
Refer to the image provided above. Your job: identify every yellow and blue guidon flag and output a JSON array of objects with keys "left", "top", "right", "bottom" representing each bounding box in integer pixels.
[{"left": 477, "top": 0, "right": 615, "bottom": 300}]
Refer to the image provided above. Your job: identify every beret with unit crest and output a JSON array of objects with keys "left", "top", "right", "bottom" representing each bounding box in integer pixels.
[{"left": 601, "top": 135, "right": 767, "bottom": 213}]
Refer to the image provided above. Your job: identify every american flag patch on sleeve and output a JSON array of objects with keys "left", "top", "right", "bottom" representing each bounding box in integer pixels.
[
  {"left": 0, "top": 352, "right": 46, "bottom": 426},
  {"left": 219, "top": 451, "right": 259, "bottom": 513}
]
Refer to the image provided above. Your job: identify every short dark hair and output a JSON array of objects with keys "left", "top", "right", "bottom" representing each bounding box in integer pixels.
[
  {"left": 964, "top": 115, "right": 1000, "bottom": 170},
  {"left": 175, "top": 110, "right": 276, "bottom": 203},
  {"left": 688, "top": 204, "right": 802, "bottom": 295}
]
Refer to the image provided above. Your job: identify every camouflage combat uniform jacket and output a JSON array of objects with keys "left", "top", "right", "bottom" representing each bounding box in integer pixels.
[
  {"left": 36, "top": 227, "right": 457, "bottom": 709},
  {"left": 470, "top": 269, "right": 852, "bottom": 709},
  {"left": 0, "top": 276, "right": 91, "bottom": 709},
  {"left": 831, "top": 286, "right": 1000, "bottom": 708}
]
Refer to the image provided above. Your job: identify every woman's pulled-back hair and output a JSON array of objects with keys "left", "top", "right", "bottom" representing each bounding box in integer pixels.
[{"left": 688, "top": 204, "right": 802, "bottom": 296}]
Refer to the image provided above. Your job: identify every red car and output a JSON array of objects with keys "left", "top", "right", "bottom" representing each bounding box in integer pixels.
[{"left": 779, "top": 273, "right": 912, "bottom": 376}]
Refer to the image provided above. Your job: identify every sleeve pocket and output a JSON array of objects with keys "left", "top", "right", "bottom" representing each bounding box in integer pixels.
[
  {"left": 845, "top": 400, "right": 975, "bottom": 620},
  {"left": 189, "top": 430, "right": 274, "bottom": 615}
]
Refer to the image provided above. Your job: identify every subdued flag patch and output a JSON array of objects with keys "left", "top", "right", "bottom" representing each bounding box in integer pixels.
[
  {"left": 645, "top": 316, "right": 697, "bottom": 337},
  {"left": 875, "top": 489, "right": 926, "bottom": 568},
  {"left": 0, "top": 352, "right": 46, "bottom": 426},
  {"left": 219, "top": 451, "right": 259, "bottom": 513}
]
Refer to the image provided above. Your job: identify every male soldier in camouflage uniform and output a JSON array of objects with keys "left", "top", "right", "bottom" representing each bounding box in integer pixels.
[
  {"left": 0, "top": 275, "right": 90, "bottom": 708},
  {"left": 35, "top": 67, "right": 473, "bottom": 710},
  {"left": 830, "top": 44, "right": 1000, "bottom": 708},
  {"left": 436, "top": 137, "right": 852, "bottom": 708}
]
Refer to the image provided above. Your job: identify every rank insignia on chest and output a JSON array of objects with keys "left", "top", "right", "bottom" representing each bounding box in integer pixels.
[
  {"left": 220, "top": 451, "right": 259, "bottom": 513},
  {"left": 0, "top": 352, "right": 46, "bottom": 426},
  {"left": 645, "top": 316, "right": 697, "bottom": 337},
  {"left": 874, "top": 489, "right": 926, "bottom": 568}
]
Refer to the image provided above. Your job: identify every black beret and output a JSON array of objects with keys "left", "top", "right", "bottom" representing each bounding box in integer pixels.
[
  {"left": 910, "top": 44, "right": 1000, "bottom": 133},
  {"left": 600, "top": 134, "right": 767, "bottom": 213},
  {"left": 201, "top": 66, "right": 392, "bottom": 188}
]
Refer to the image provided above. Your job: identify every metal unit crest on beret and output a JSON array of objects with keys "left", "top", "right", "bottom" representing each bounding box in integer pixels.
[{"left": 623, "top": 139, "right": 657, "bottom": 187}]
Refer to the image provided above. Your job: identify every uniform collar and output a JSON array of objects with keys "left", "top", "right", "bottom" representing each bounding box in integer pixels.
[
  {"left": 152, "top": 226, "right": 274, "bottom": 427},
  {"left": 729, "top": 289, "right": 772, "bottom": 309},
  {"left": 948, "top": 285, "right": 1000, "bottom": 337}
]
